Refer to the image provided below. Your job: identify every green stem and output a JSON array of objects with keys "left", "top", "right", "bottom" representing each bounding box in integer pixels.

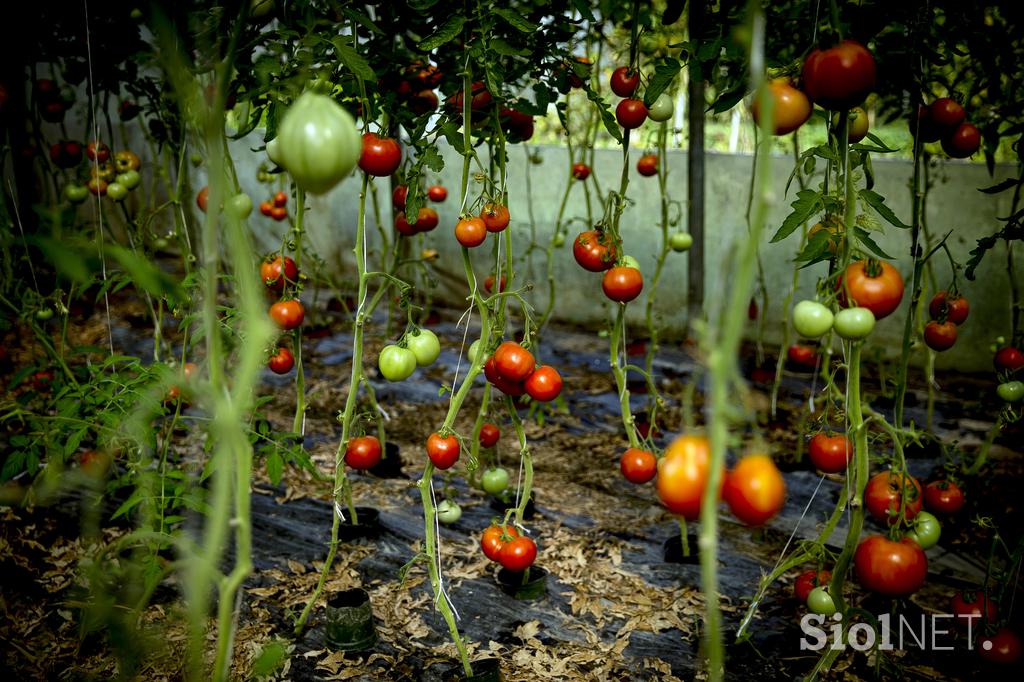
[{"left": 292, "top": 187, "right": 307, "bottom": 435}]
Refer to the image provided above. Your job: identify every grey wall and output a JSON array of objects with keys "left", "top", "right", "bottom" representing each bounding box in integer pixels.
[{"left": 228, "top": 134, "right": 1021, "bottom": 373}]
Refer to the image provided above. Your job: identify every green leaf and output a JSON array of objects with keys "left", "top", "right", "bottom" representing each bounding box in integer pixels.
[
  {"left": 853, "top": 227, "right": 893, "bottom": 259},
  {"left": 252, "top": 641, "right": 288, "bottom": 678},
  {"left": 266, "top": 450, "right": 283, "bottom": 485},
  {"left": 106, "top": 245, "right": 184, "bottom": 304},
  {"left": 584, "top": 88, "right": 622, "bottom": 143},
  {"left": 28, "top": 236, "right": 95, "bottom": 283},
  {"left": 771, "top": 190, "right": 823, "bottom": 243},
  {"left": 711, "top": 86, "right": 746, "bottom": 114},
  {"left": 420, "top": 146, "right": 444, "bottom": 173},
  {"left": 330, "top": 38, "right": 375, "bottom": 82},
  {"left": 643, "top": 58, "right": 681, "bottom": 107},
  {"left": 493, "top": 7, "right": 538, "bottom": 33},
  {"left": 342, "top": 8, "right": 383, "bottom": 35},
  {"left": 663, "top": 0, "right": 685, "bottom": 24},
  {"left": 490, "top": 38, "right": 530, "bottom": 57},
  {"left": 112, "top": 488, "right": 145, "bottom": 520},
  {"left": 852, "top": 132, "right": 900, "bottom": 154},
  {"left": 419, "top": 15, "right": 465, "bottom": 51},
  {"left": 859, "top": 189, "right": 910, "bottom": 229},
  {"left": 440, "top": 121, "right": 465, "bottom": 154},
  {"left": 571, "top": 0, "right": 596, "bottom": 21},
  {"left": 979, "top": 178, "right": 1021, "bottom": 194}
]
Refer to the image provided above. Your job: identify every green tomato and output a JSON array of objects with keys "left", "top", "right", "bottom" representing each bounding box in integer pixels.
[
  {"left": 106, "top": 182, "right": 128, "bottom": 201},
  {"left": 153, "top": 237, "right": 170, "bottom": 250},
  {"left": 669, "top": 232, "right": 693, "bottom": 252},
  {"left": 227, "top": 192, "right": 253, "bottom": 219},
  {"left": 481, "top": 467, "right": 510, "bottom": 495},
  {"left": 64, "top": 183, "right": 89, "bottom": 204},
  {"left": 621, "top": 255, "right": 641, "bottom": 270},
  {"left": 792, "top": 300, "right": 834, "bottom": 338},
  {"left": 906, "top": 511, "right": 941, "bottom": 550},
  {"left": 806, "top": 587, "right": 837, "bottom": 616},
  {"left": 468, "top": 339, "right": 481, "bottom": 364},
  {"left": 378, "top": 345, "right": 417, "bottom": 381},
  {"left": 36, "top": 307, "right": 54, "bottom": 321},
  {"left": 647, "top": 93, "right": 675, "bottom": 122},
  {"left": 407, "top": 329, "right": 441, "bottom": 367},
  {"left": 833, "top": 307, "right": 875, "bottom": 340},
  {"left": 997, "top": 381, "right": 1024, "bottom": 403},
  {"left": 190, "top": 153, "right": 203, "bottom": 167},
  {"left": 130, "top": 7, "right": 143, "bottom": 21},
  {"left": 436, "top": 499, "right": 462, "bottom": 524},
  {"left": 274, "top": 92, "right": 361, "bottom": 195},
  {"left": 116, "top": 170, "right": 141, "bottom": 190},
  {"left": 552, "top": 233, "right": 566, "bottom": 247}
]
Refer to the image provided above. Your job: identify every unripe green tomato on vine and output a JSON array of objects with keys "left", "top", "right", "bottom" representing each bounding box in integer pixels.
[
  {"left": 833, "top": 307, "right": 875, "bottom": 340},
  {"left": 273, "top": 92, "right": 361, "bottom": 195},
  {"left": 647, "top": 93, "right": 675, "bottom": 122},
  {"left": 669, "top": 232, "right": 692, "bottom": 252},
  {"left": 792, "top": 300, "right": 834, "bottom": 338}
]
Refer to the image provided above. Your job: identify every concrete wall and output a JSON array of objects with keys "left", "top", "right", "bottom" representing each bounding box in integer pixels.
[{"left": 229, "top": 135, "right": 1022, "bottom": 372}]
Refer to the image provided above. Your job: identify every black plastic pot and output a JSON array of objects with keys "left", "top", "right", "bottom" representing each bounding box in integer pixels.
[
  {"left": 662, "top": 532, "right": 700, "bottom": 565},
  {"left": 338, "top": 506, "right": 381, "bottom": 541},
  {"left": 368, "top": 442, "right": 405, "bottom": 479},
  {"left": 462, "top": 657, "right": 503, "bottom": 681},
  {"left": 324, "top": 588, "right": 377, "bottom": 652},
  {"left": 496, "top": 566, "right": 548, "bottom": 601},
  {"left": 489, "top": 491, "right": 536, "bottom": 519}
]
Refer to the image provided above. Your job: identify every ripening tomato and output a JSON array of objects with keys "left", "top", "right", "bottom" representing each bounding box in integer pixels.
[
  {"left": 571, "top": 163, "right": 591, "bottom": 180},
  {"left": 928, "top": 291, "right": 969, "bottom": 325},
  {"left": 499, "top": 536, "right": 537, "bottom": 572},
  {"left": 924, "top": 479, "right": 965, "bottom": 515},
  {"left": 196, "top": 186, "right": 210, "bottom": 212},
  {"left": 801, "top": 40, "right": 876, "bottom": 111},
  {"left": 86, "top": 140, "right": 111, "bottom": 163},
  {"left": 345, "top": 435, "right": 382, "bottom": 469},
  {"left": 426, "top": 432, "right": 460, "bottom": 470},
  {"left": 500, "top": 108, "right": 535, "bottom": 142},
  {"left": 493, "top": 341, "right": 535, "bottom": 382},
  {"left": 620, "top": 448, "right": 656, "bottom": 484},
  {"left": 525, "top": 365, "right": 562, "bottom": 402},
  {"left": 950, "top": 591, "right": 997, "bottom": 629},
  {"left": 484, "top": 275, "right": 506, "bottom": 293},
  {"left": 484, "top": 356, "right": 527, "bottom": 396},
  {"left": 846, "top": 107, "right": 870, "bottom": 142},
  {"left": 447, "top": 81, "right": 493, "bottom": 115},
  {"left": 393, "top": 185, "right": 408, "bottom": 208},
  {"left": 978, "top": 628, "right": 1022, "bottom": 664},
  {"left": 602, "top": 266, "right": 643, "bottom": 303},
  {"left": 840, "top": 259, "right": 905, "bottom": 319},
  {"left": 481, "top": 203, "right": 510, "bottom": 232},
  {"left": 479, "top": 423, "right": 500, "bottom": 448},
  {"left": 751, "top": 80, "right": 812, "bottom": 135},
  {"left": 942, "top": 123, "right": 981, "bottom": 159},
  {"left": 269, "top": 300, "right": 305, "bottom": 330},
  {"left": 49, "top": 140, "right": 83, "bottom": 169},
  {"left": 656, "top": 434, "right": 721, "bottom": 520},
  {"left": 610, "top": 66, "right": 640, "bottom": 97},
  {"left": 854, "top": 535, "right": 928, "bottom": 596},
  {"left": 268, "top": 346, "right": 295, "bottom": 374},
  {"left": 864, "top": 470, "right": 923, "bottom": 525},
  {"left": 637, "top": 154, "right": 658, "bottom": 177},
  {"left": 808, "top": 433, "right": 851, "bottom": 473},
  {"left": 427, "top": 185, "right": 447, "bottom": 202},
  {"left": 455, "top": 216, "right": 487, "bottom": 247},
  {"left": 359, "top": 133, "right": 402, "bottom": 176},
  {"left": 787, "top": 343, "right": 818, "bottom": 369},
  {"left": 724, "top": 454, "right": 786, "bottom": 526},
  {"left": 573, "top": 230, "right": 617, "bottom": 272},
  {"left": 994, "top": 346, "right": 1024, "bottom": 372},
  {"left": 616, "top": 99, "right": 648, "bottom": 129},
  {"left": 924, "top": 320, "right": 958, "bottom": 351},
  {"left": 929, "top": 98, "right": 966, "bottom": 134},
  {"left": 481, "top": 524, "right": 518, "bottom": 561},
  {"left": 273, "top": 190, "right": 287, "bottom": 208},
  {"left": 794, "top": 569, "right": 832, "bottom": 603},
  {"left": 260, "top": 200, "right": 274, "bottom": 216},
  {"left": 261, "top": 255, "right": 299, "bottom": 291},
  {"left": 270, "top": 206, "right": 288, "bottom": 221}
]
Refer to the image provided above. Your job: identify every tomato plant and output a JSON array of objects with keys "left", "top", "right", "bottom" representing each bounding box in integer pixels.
[
  {"left": 524, "top": 365, "right": 562, "bottom": 402},
  {"left": 801, "top": 40, "right": 876, "bottom": 111},
  {"left": 498, "top": 536, "right": 537, "bottom": 572},
  {"left": 792, "top": 300, "right": 834, "bottom": 338},
  {"left": 492, "top": 341, "right": 535, "bottom": 382},
  {"left": 261, "top": 255, "right": 299, "bottom": 291},
  {"left": 609, "top": 66, "right": 639, "bottom": 97},
  {"left": 479, "top": 423, "right": 500, "bottom": 448},
  {"left": 951, "top": 591, "right": 998, "bottom": 628},
  {"left": 481, "top": 524, "right": 518, "bottom": 561},
  {"left": 840, "top": 260, "right": 905, "bottom": 320},
  {"left": 928, "top": 291, "right": 970, "bottom": 325},
  {"left": 794, "top": 569, "right": 832, "bottom": 603},
  {"left": 480, "top": 203, "right": 510, "bottom": 232},
  {"left": 615, "top": 99, "right": 648, "bottom": 129},
  {"left": 406, "top": 329, "right": 441, "bottom": 367},
  {"left": 751, "top": 80, "right": 811, "bottom": 135},
  {"left": 271, "top": 92, "right": 361, "bottom": 195},
  {"left": 268, "top": 347, "right": 295, "bottom": 375},
  {"left": 924, "top": 320, "right": 958, "bottom": 351},
  {"left": 806, "top": 587, "right": 837, "bottom": 616},
  {"left": 481, "top": 467, "right": 510, "bottom": 495},
  {"left": 455, "top": 216, "right": 487, "bottom": 247},
  {"left": 358, "top": 133, "right": 402, "bottom": 177},
  {"left": 636, "top": 154, "right": 658, "bottom": 177},
  {"left": 978, "top": 628, "right": 1022, "bottom": 664}
]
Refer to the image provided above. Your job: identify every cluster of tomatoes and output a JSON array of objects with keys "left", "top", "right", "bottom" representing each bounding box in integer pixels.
[
  {"left": 477, "top": 423, "right": 511, "bottom": 497},
  {"left": 392, "top": 184, "right": 446, "bottom": 236},
  {"left": 994, "top": 343, "right": 1024, "bottom": 403},
  {"left": 34, "top": 78, "right": 73, "bottom": 123},
  {"left": 454, "top": 201, "right": 511, "bottom": 248},
  {"left": 389, "top": 60, "right": 443, "bottom": 116},
  {"left": 607, "top": 65, "right": 675, "bottom": 131},
  {"left": 441, "top": 79, "right": 535, "bottom": 142},
  {"left": 60, "top": 142, "right": 144, "bottom": 203},
  {"left": 260, "top": 254, "right": 304, "bottom": 371},
  {"left": 915, "top": 97, "right": 982, "bottom": 158},
  {"left": 571, "top": 230, "right": 645, "bottom": 304},
  {"left": 481, "top": 523, "right": 537, "bottom": 573},
  {"left": 923, "top": 289, "right": 970, "bottom": 351},
  {"left": 377, "top": 328, "right": 442, "bottom": 382},
  {"left": 480, "top": 341, "right": 563, "bottom": 403},
  {"left": 258, "top": 191, "right": 290, "bottom": 221}
]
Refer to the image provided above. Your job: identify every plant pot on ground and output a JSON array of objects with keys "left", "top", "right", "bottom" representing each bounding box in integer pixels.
[
  {"left": 337, "top": 506, "right": 382, "bottom": 541},
  {"left": 496, "top": 565, "right": 548, "bottom": 600},
  {"left": 324, "top": 587, "right": 377, "bottom": 652}
]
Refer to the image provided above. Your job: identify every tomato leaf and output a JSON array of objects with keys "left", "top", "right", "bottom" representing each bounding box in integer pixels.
[
  {"left": 979, "top": 178, "right": 1022, "bottom": 194},
  {"left": 251, "top": 641, "right": 288, "bottom": 677},
  {"left": 490, "top": 38, "right": 530, "bottom": 57},
  {"left": 643, "top": 58, "right": 681, "bottom": 107},
  {"left": 420, "top": 146, "right": 444, "bottom": 173},
  {"left": 492, "top": 8, "right": 538, "bottom": 33},
  {"left": 330, "top": 37, "right": 376, "bottom": 82},
  {"left": 266, "top": 450, "right": 283, "bottom": 485},
  {"left": 771, "top": 190, "right": 822, "bottom": 243},
  {"left": 711, "top": 85, "right": 746, "bottom": 114},
  {"left": 853, "top": 132, "right": 899, "bottom": 154},
  {"left": 662, "top": 0, "right": 685, "bottom": 24},
  {"left": 965, "top": 222, "right": 1024, "bottom": 280},
  {"left": 859, "top": 189, "right": 910, "bottom": 229},
  {"left": 853, "top": 227, "right": 894, "bottom": 259},
  {"left": 105, "top": 245, "right": 184, "bottom": 305},
  {"left": 27, "top": 236, "right": 95, "bottom": 283},
  {"left": 571, "top": 0, "right": 596, "bottom": 21},
  {"left": 341, "top": 8, "right": 383, "bottom": 35},
  {"left": 419, "top": 15, "right": 465, "bottom": 51},
  {"left": 584, "top": 87, "right": 623, "bottom": 143}
]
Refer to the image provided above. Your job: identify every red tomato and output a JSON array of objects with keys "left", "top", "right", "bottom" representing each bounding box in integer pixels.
[
  {"left": 86, "top": 140, "right": 111, "bottom": 163},
  {"left": 839, "top": 259, "right": 905, "bottom": 320},
  {"left": 481, "top": 524, "right": 518, "bottom": 561},
  {"left": 31, "top": 370, "right": 54, "bottom": 392},
  {"left": 270, "top": 206, "right": 288, "bottom": 221},
  {"left": 426, "top": 432, "right": 460, "bottom": 470},
  {"left": 269, "top": 300, "right": 305, "bottom": 330},
  {"left": 484, "top": 357, "right": 527, "bottom": 396},
  {"left": 602, "top": 266, "right": 643, "bottom": 303},
  {"left": 480, "top": 203, "right": 510, "bottom": 232},
  {"left": 979, "top": 628, "right": 1022, "bottom": 664},
  {"left": 928, "top": 98, "right": 965, "bottom": 133},
  {"left": 928, "top": 291, "right": 969, "bottom": 325},
  {"left": 273, "top": 190, "right": 288, "bottom": 208},
  {"left": 345, "top": 435, "right": 382, "bottom": 469},
  {"left": 571, "top": 163, "right": 591, "bottom": 180},
  {"left": 656, "top": 434, "right": 721, "bottom": 520},
  {"left": 493, "top": 341, "right": 535, "bottom": 382},
  {"left": 80, "top": 450, "right": 111, "bottom": 477},
  {"left": 794, "top": 569, "right": 832, "bottom": 603},
  {"left": 447, "top": 81, "right": 493, "bottom": 114},
  {"left": 924, "top": 480, "right": 965, "bottom": 515},
  {"left": 942, "top": 123, "right": 981, "bottom": 159},
  {"left": 260, "top": 255, "right": 299, "bottom": 291},
  {"left": 409, "top": 89, "right": 440, "bottom": 115},
  {"left": 924, "top": 320, "right": 958, "bottom": 351},
  {"left": 455, "top": 216, "right": 487, "bottom": 247},
  {"left": 615, "top": 99, "right": 648, "bottom": 129},
  {"left": 808, "top": 433, "right": 851, "bottom": 473},
  {"left": 787, "top": 344, "right": 818, "bottom": 369},
  {"left": 751, "top": 80, "right": 812, "bottom": 135},
  {"left": 359, "top": 133, "right": 402, "bottom": 176},
  {"left": 801, "top": 40, "right": 876, "bottom": 111},
  {"left": 394, "top": 212, "right": 416, "bottom": 236},
  {"left": 525, "top": 365, "right": 562, "bottom": 402},
  {"left": 259, "top": 200, "right": 274, "bottom": 217},
  {"left": 484, "top": 275, "right": 506, "bottom": 293},
  {"left": 479, "top": 423, "right": 500, "bottom": 448},
  {"left": 951, "top": 590, "right": 997, "bottom": 629},
  {"left": 609, "top": 66, "right": 640, "bottom": 97},
  {"left": 636, "top": 154, "right": 658, "bottom": 177},
  {"left": 573, "top": 230, "right": 617, "bottom": 272},
  {"left": 498, "top": 536, "right": 537, "bottom": 572},
  {"left": 268, "top": 346, "right": 295, "bottom": 374},
  {"left": 427, "top": 185, "right": 447, "bottom": 202},
  {"left": 995, "top": 347, "right": 1024, "bottom": 373},
  {"left": 864, "top": 471, "right": 923, "bottom": 525},
  {"left": 620, "top": 448, "right": 657, "bottom": 484},
  {"left": 723, "top": 454, "right": 786, "bottom": 526},
  {"left": 196, "top": 186, "right": 209, "bottom": 213},
  {"left": 499, "top": 108, "right": 535, "bottom": 142},
  {"left": 393, "top": 185, "right": 408, "bottom": 208},
  {"left": 912, "top": 104, "right": 943, "bottom": 142},
  {"left": 854, "top": 535, "right": 928, "bottom": 596}
]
